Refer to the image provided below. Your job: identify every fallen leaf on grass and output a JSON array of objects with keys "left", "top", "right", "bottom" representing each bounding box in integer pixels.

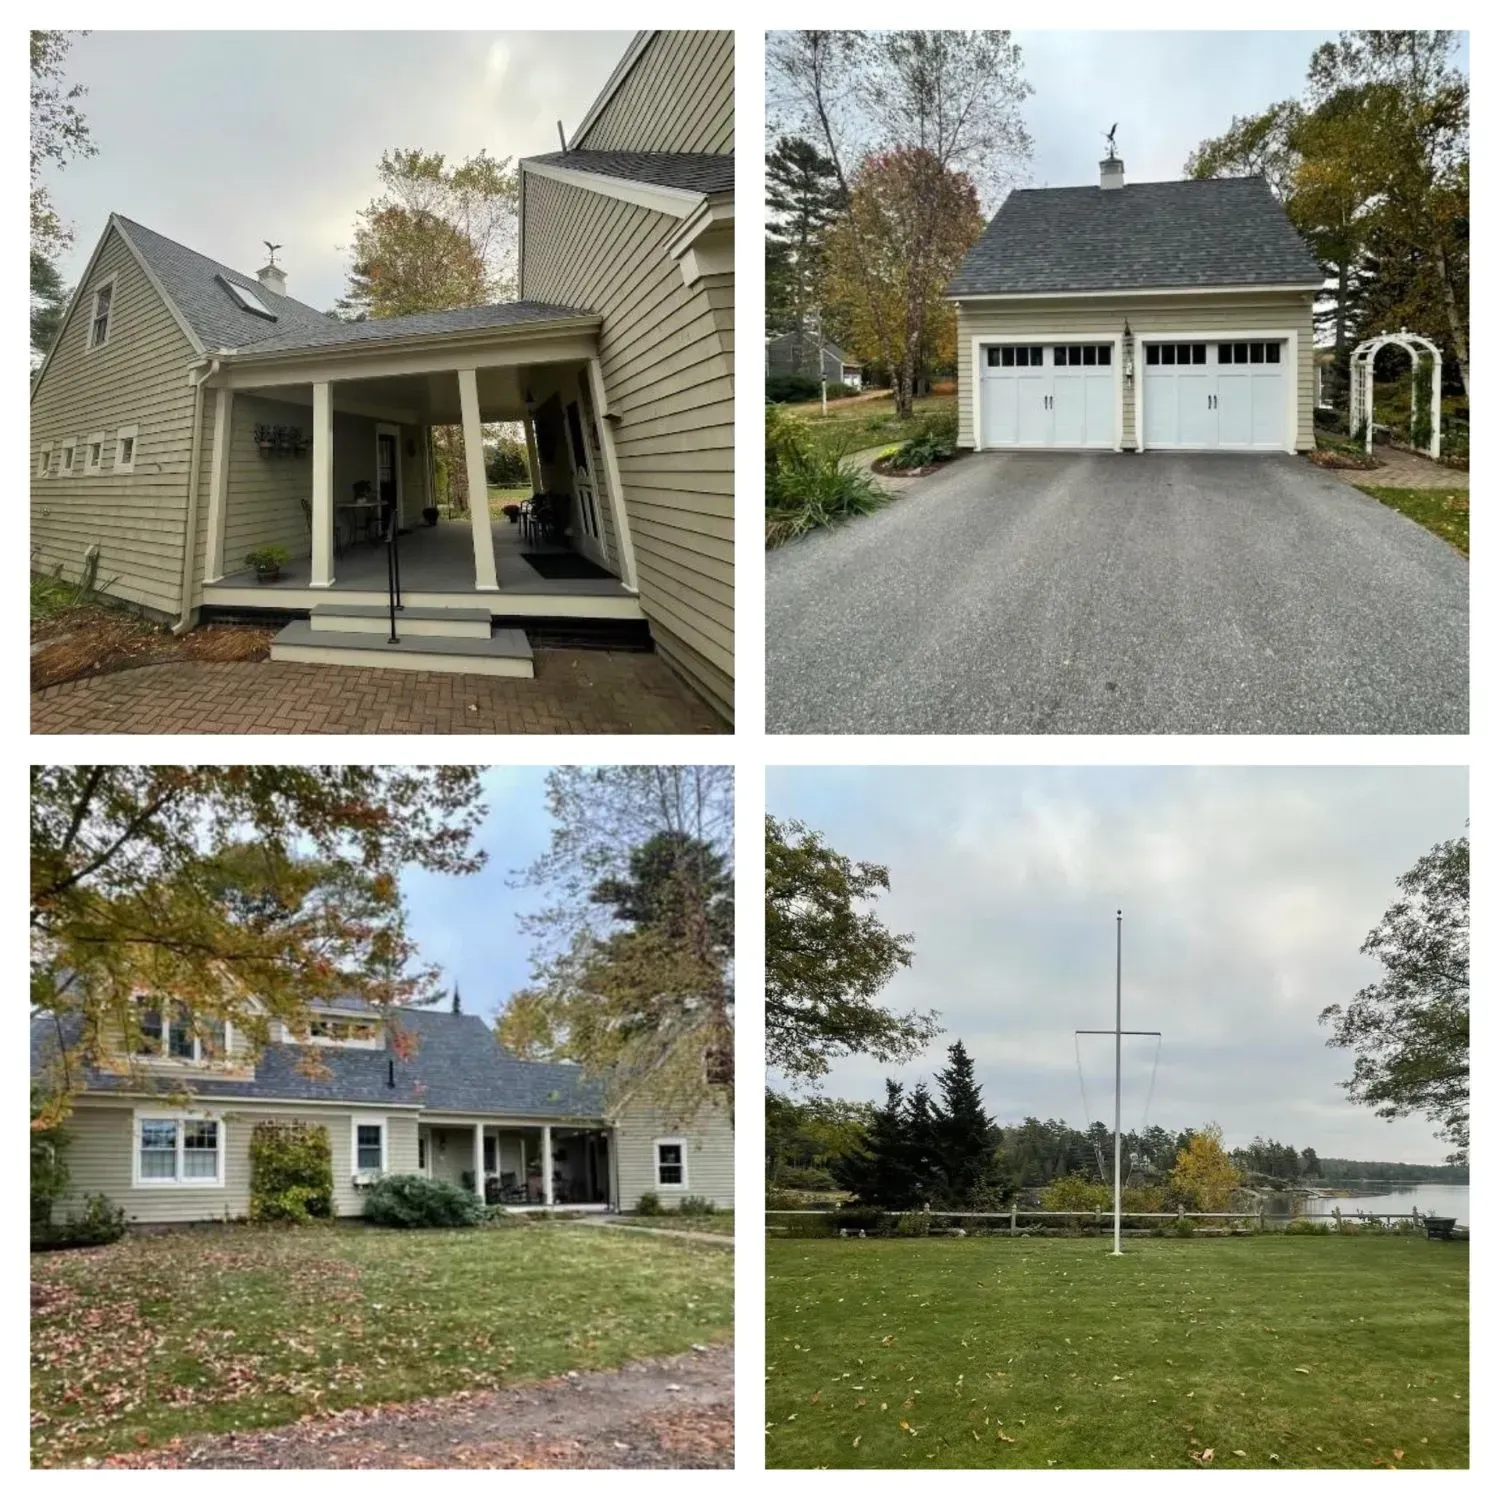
[
  {"left": 1294, "top": 1367, "right": 1311, "bottom": 1375},
  {"left": 1190, "top": 1448, "right": 1214, "bottom": 1465}
]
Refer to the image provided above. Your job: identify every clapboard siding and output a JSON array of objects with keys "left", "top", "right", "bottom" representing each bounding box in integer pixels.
[
  {"left": 613, "top": 1095, "right": 734, "bottom": 1210},
  {"left": 54, "top": 1102, "right": 419, "bottom": 1224},
  {"left": 955, "top": 290, "right": 1316, "bottom": 450},
  {"left": 577, "top": 31, "right": 733, "bottom": 154},
  {"left": 30, "top": 225, "right": 199, "bottom": 616},
  {"left": 522, "top": 171, "right": 733, "bottom": 715}
]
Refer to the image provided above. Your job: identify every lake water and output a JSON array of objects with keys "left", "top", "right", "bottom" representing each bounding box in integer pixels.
[{"left": 1305, "top": 1184, "right": 1469, "bottom": 1224}]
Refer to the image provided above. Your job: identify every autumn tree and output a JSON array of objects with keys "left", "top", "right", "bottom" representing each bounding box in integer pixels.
[
  {"left": 1320, "top": 834, "right": 1468, "bottom": 1162},
  {"left": 31, "top": 767, "right": 487, "bottom": 1121},
  {"left": 769, "top": 29, "right": 1031, "bottom": 416},
  {"left": 1168, "top": 1125, "right": 1241, "bottom": 1211},
  {"left": 766, "top": 815, "right": 937, "bottom": 1084},
  {"left": 499, "top": 767, "right": 733, "bottom": 1122}
]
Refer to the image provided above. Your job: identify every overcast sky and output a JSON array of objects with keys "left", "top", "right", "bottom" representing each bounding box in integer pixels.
[
  {"left": 44, "top": 31, "right": 636, "bottom": 312},
  {"left": 768, "top": 766, "right": 1467, "bottom": 1165}
]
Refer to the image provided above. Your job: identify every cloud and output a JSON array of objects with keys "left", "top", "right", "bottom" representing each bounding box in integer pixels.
[{"left": 767, "top": 766, "right": 1467, "bottom": 1162}]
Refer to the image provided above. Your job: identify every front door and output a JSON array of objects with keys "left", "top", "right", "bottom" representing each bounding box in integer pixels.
[
  {"left": 376, "top": 430, "right": 400, "bottom": 534},
  {"left": 563, "top": 398, "right": 608, "bottom": 569}
]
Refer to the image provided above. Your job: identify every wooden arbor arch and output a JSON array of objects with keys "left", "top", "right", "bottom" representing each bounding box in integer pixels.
[{"left": 1350, "top": 329, "right": 1443, "bottom": 459}]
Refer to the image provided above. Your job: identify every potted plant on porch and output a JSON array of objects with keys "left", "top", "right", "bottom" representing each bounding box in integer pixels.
[
  {"left": 421, "top": 505, "right": 440, "bottom": 526},
  {"left": 502, "top": 503, "right": 521, "bottom": 523},
  {"left": 245, "top": 545, "right": 288, "bottom": 584}
]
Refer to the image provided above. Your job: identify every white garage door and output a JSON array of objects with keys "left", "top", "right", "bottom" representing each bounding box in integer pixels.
[
  {"left": 979, "top": 342, "right": 1116, "bottom": 449},
  {"left": 1141, "top": 339, "right": 1287, "bottom": 450}
]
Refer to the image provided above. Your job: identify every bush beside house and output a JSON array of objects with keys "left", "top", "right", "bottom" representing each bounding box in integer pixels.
[
  {"left": 362, "top": 1173, "right": 483, "bottom": 1229},
  {"left": 249, "top": 1121, "right": 334, "bottom": 1223}
]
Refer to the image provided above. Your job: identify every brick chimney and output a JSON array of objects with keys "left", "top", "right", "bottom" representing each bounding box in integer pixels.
[
  {"left": 256, "top": 260, "right": 286, "bottom": 297},
  {"left": 1100, "top": 156, "right": 1125, "bottom": 191}
]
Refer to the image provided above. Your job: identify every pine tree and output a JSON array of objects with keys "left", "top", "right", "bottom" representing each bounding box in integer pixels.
[
  {"left": 833, "top": 1079, "right": 917, "bottom": 1208},
  {"left": 904, "top": 1081, "right": 942, "bottom": 1208},
  {"left": 765, "top": 135, "right": 845, "bottom": 352},
  {"left": 930, "top": 1039, "right": 996, "bottom": 1207}
]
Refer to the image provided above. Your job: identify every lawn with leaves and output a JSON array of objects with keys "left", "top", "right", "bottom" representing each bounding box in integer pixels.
[
  {"left": 32, "top": 1220, "right": 733, "bottom": 1468},
  {"left": 1354, "top": 485, "right": 1469, "bottom": 555},
  {"left": 625, "top": 1214, "right": 735, "bottom": 1238},
  {"left": 780, "top": 392, "right": 956, "bottom": 457},
  {"left": 767, "top": 1235, "right": 1467, "bottom": 1469}
]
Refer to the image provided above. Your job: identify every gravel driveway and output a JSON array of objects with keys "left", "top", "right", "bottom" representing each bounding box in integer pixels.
[{"left": 767, "top": 452, "right": 1468, "bottom": 734}]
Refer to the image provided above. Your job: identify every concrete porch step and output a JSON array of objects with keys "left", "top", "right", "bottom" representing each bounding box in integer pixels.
[
  {"left": 270, "top": 620, "right": 533, "bottom": 678},
  {"left": 309, "top": 602, "right": 493, "bottom": 639}
]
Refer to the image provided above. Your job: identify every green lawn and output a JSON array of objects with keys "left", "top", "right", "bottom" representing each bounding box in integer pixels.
[
  {"left": 767, "top": 1236, "right": 1467, "bottom": 1469},
  {"left": 1354, "top": 485, "right": 1469, "bottom": 555},
  {"left": 32, "top": 1220, "right": 733, "bottom": 1468},
  {"left": 779, "top": 392, "right": 956, "bottom": 455},
  {"left": 487, "top": 484, "right": 532, "bottom": 518},
  {"left": 624, "top": 1213, "right": 735, "bottom": 1238}
]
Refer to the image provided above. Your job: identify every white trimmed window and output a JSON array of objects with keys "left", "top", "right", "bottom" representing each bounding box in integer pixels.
[
  {"left": 654, "top": 1137, "right": 687, "bottom": 1189},
  {"left": 85, "top": 432, "right": 106, "bottom": 475},
  {"left": 134, "top": 1112, "right": 224, "bottom": 1187},
  {"left": 59, "top": 439, "right": 76, "bottom": 475},
  {"left": 307, "top": 1015, "right": 381, "bottom": 1048},
  {"left": 136, "top": 999, "right": 228, "bottom": 1063},
  {"left": 89, "top": 278, "right": 115, "bottom": 349},
  {"left": 351, "top": 1116, "right": 388, "bottom": 1174},
  {"left": 114, "top": 425, "right": 139, "bottom": 474},
  {"left": 37, "top": 442, "right": 53, "bottom": 478}
]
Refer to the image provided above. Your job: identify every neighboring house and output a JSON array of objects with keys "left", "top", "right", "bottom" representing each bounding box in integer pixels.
[
  {"left": 28, "top": 30, "right": 733, "bottom": 720},
  {"left": 31, "top": 1001, "right": 734, "bottom": 1224},
  {"left": 765, "top": 330, "right": 863, "bottom": 389},
  {"left": 947, "top": 156, "right": 1324, "bottom": 455},
  {"left": 517, "top": 28, "right": 734, "bottom": 716}
]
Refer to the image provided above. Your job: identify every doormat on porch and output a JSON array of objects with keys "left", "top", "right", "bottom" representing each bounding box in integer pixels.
[{"left": 522, "top": 552, "right": 614, "bottom": 580}]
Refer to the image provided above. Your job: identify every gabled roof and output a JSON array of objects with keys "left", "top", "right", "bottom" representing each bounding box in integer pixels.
[
  {"left": 568, "top": 30, "right": 655, "bottom": 150},
  {"left": 947, "top": 176, "right": 1323, "bottom": 298},
  {"left": 115, "top": 215, "right": 592, "bottom": 360},
  {"left": 116, "top": 215, "right": 338, "bottom": 350},
  {"left": 766, "top": 330, "right": 854, "bottom": 364},
  {"left": 524, "top": 149, "right": 733, "bottom": 197},
  {"left": 31, "top": 1008, "right": 606, "bottom": 1120}
]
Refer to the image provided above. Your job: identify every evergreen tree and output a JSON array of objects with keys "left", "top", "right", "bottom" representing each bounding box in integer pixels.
[
  {"left": 904, "top": 1080, "right": 942, "bottom": 1207},
  {"left": 765, "top": 135, "right": 845, "bottom": 351},
  {"left": 833, "top": 1079, "right": 918, "bottom": 1208},
  {"left": 930, "top": 1039, "right": 996, "bottom": 1207}
]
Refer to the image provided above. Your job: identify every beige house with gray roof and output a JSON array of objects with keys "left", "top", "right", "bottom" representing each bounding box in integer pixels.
[{"left": 29, "top": 29, "right": 734, "bottom": 719}]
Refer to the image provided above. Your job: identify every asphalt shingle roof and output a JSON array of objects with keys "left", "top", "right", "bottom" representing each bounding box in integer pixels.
[
  {"left": 116, "top": 215, "right": 592, "bottom": 357},
  {"left": 31, "top": 1009, "right": 605, "bottom": 1119},
  {"left": 946, "top": 176, "right": 1323, "bottom": 297},
  {"left": 525, "top": 149, "right": 734, "bottom": 197}
]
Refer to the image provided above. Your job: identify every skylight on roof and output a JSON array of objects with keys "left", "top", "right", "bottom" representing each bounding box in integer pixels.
[{"left": 217, "top": 274, "right": 276, "bottom": 320}]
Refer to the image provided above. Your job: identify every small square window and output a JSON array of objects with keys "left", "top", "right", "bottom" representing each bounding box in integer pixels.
[
  {"left": 1054, "top": 346, "right": 1067, "bottom": 366},
  {"left": 114, "top": 426, "right": 139, "bottom": 474},
  {"left": 1192, "top": 345, "right": 1206, "bottom": 365},
  {"left": 1001, "top": 347, "right": 1014, "bottom": 368},
  {"left": 1264, "top": 342, "right": 1281, "bottom": 364},
  {"left": 37, "top": 444, "right": 54, "bottom": 477},
  {"left": 1098, "top": 345, "right": 1112, "bottom": 366},
  {"left": 1161, "top": 345, "right": 1176, "bottom": 366},
  {"left": 59, "top": 443, "right": 75, "bottom": 473},
  {"left": 85, "top": 433, "right": 106, "bottom": 475},
  {"left": 987, "top": 347, "right": 1001, "bottom": 367},
  {"left": 1250, "top": 342, "right": 1265, "bottom": 363},
  {"left": 655, "top": 1140, "right": 685, "bottom": 1187},
  {"left": 1175, "top": 344, "right": 1190, "bottom": 365},
  {"left": 355, "top": 1120, "right": 385, "bottom": 1172},
  {"left": 1219, "top": 344, "right": 1233, "bottom": 364},
  {"left": 1145, "top": 345, "right": 1160, "bottom": 367},
  {"left": 1234, "top": 343, "right": 1249, "bottom": 364},
  {"left": 1030, "top": 347, "right": 1042, "bottom": 367},
  {"left": 1082, "top": 345, "right": 1096, "bottom": 367},
  {"left": 89, "top": 281, "right": 114, "bottom": 349}
]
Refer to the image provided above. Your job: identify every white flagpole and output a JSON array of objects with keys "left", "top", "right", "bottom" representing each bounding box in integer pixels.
[{"left": 1113, "top": 908, "right": 1123, "bottom": 1256}]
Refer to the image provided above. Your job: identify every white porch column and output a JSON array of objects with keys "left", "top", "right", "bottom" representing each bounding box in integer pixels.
[
  {"left": 585, "top": 357, "right": 638, "bottom": 590},
  {"left": 202, "top": 389, "right": 234, "bottom": 582},
  {"left": 309, "top": 380, "right": 336, "bottom": 587},
  {"left": 541, "top": 1124, "right": 554, "bottom": 1205},
  {"left": 523, "top": 415, "right": 541, "bottom": 493},
  {"left": 473, "top": 1122, "right": 485, "bottom": 1203},
  {"left": 456, "top": 367, "right": 500, "bottom": 591}
]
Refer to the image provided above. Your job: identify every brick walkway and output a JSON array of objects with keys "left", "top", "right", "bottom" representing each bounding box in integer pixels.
[
  {"left": 31, "top": 649, "right": 727, "bottom": 735},
  {"left": 1331, "top": 447, "right": 1469, "bottom": 490}
]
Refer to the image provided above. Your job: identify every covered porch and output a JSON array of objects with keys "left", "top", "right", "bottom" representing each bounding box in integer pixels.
[
  {"left": 417, "top": 1118, "right": 612, "bottom": 1211},
  {"left": 196, "top": 312, "right": 642, "bottom": 624}
]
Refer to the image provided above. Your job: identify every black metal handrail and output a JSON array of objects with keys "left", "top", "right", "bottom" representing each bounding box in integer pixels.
[{"left": 383, "top": 498, "right": 403, "bottom": 642}]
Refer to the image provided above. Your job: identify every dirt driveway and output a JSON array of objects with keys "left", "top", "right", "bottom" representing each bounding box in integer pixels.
[{"left": 97, "top": 1345, "right": 733, "bottom": 1469}]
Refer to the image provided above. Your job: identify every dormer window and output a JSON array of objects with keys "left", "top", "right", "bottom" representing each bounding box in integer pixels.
[
  {"left": 217, "top": 274, "right": 277, "bottom": 321},
  {"left": 89, "top": 280, "right": 115, "bottom": 348},
  {"left": 306, "top": 1014, "right": 380, "bottom": 1046},
  {"left": 137, "top": 1000, "right": 226, "bottom": 1063}
]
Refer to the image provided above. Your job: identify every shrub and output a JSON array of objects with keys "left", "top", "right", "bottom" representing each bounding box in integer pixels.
[
  {"left": 1284, "top": 1217, "right": 1331, "bottom": 1235},
  {"left": 635, "top": 1191, "right": 663, "bottom": 1216},
  {"left": 889, "top": 406, "right": 959, "bottom": 469},
  {"left": 1039, "top": 1175, "right": 1112, "bottom": 1213},
  {"left": 766, "top": 373, "right": 821, "bottom": 404},
  {"left": 1173, "top": 1218, "right": 1196, "bottom": 1238},
  {"left": 774, "top": 1165, "right": 838, "bottom": 1192},
  {"left": 245, "top": 545, "right": 288, "bottom": 572},
  {"left": 485, "top": 434, "right": 530, "bottom": 486},
  {"left": 833, "top": 1207, "right": 885, "bottom": 1235},
  {"left": 33, "top": 1193, "right": 127, "bottom": 1251},
  {"left": 678, "top": 1196, "right": 715, "bottom": 1216},
  {"left": 362, "top": 1173, "right": 482, "bottom": 1229},
  {"left": 766, "top": 404, "right": 886, "bottom": 546},
  {"left": 894, "top": 1211, "right": 931, "bottom": 1238},
  {"left": 249, "top": 1121, "right": 333, "bottom": 1224},
  {"left": 30, "top": 1089, "right": 70, "bottom": 1231}
]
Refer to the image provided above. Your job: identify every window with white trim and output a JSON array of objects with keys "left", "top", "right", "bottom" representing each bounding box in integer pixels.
[
  {"left": 114, "top": 425, "right": 139, "bottom": 474},
  {"left": 85, "top": 432, "right": 106, "bottom": 475},
  {"left": 136, "top": 999, "right": 227, "bottom": 1063},
  {"left": 59, "top": 440, "right": 76, "bottom": 474},
  {"left": 89, "top": 279, "right": 115, "bottom": 348},
  {"left": 351, "top": 1116, "right": 388, "bottom": 1174},
  {"left": 654, "top": 1137, "right": 687, "bottom": 1188},
  {"left": 307, "top": 1015, "right": 381, "bottom": 1047},
  {"left": 37, "top": 443, "right": 53, "bottom": 478},
  {"left": 135, "top": 1114, "right": 224, "bottom": 1186}
]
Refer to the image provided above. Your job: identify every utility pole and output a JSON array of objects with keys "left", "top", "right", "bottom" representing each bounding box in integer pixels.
[{"left": 1076, "top": 910, "right": 1161, "bottom": 1255}]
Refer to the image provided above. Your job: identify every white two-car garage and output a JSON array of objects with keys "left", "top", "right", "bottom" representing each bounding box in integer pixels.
[{"left": 1140, "top": 337, "right": 1291, "bottom": 451}]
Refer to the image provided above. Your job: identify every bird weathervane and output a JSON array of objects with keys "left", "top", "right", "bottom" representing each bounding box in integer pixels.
[
  {"left": 1104, "top": 124, "right": 1118, "bottom": 160},
  {"left": 263, "top": 241, "right": 282, "bottom": 267}
]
